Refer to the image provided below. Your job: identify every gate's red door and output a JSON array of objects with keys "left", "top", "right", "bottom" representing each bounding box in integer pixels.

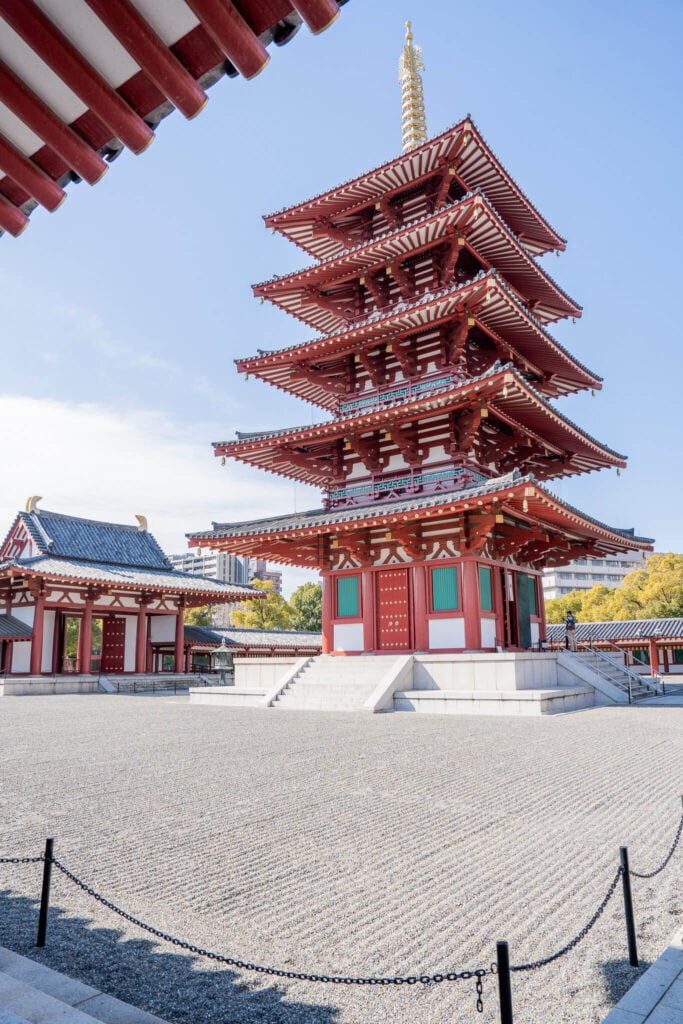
[
  {"left": 376, "top": 568, "right": 411, "bottom": 650},
  {"left": 101, "top": 617, "right": 126, "bottom": 673}
]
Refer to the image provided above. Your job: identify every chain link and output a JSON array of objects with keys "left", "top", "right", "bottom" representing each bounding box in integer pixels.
[
  {"left": 511, "top": 867, "right": 624, "bottom": 972},
  {"left": 50, "top": 858, "right": 487, "bottom": 994},
  {"left": 0, "top": 856, "right": 44, "bottom": 864},
  {"left": 630, "top": 813, "right": 683, "bottom": 880},
  {"left": 475, "top": 970, "right": 484, "bottom": 1013}
]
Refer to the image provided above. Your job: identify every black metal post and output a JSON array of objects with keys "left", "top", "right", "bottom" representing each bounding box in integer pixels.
[
  {"left": 620, "top": 846, "right": 638, "bottom": 967},
  {"left": 496, "top": 941, "right": 514, "bottom": 1024},
  {"left": 36, "top": 837, "right": 54, "bottom": 947}
]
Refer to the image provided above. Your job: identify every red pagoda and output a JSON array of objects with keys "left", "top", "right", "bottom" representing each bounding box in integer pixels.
[{"left": 190, "top": 25, "right": 652, "bottom": 656}]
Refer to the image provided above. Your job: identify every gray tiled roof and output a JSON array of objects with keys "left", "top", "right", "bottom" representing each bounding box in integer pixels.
[
  {"left": 0, "top": 614, "right": 33, "bottom": 640},
  {"left": 189, "top": 471, "right": 652, "bottom": 546},
  {"left": 17, "top": 509, "right": 169, "bottom": 569},
  {"left": 183, "top": 626, "right": 322, "bottom": 649},
  {"left": 546, "top": 619, "right": 683, "bottom": 643},
  {"left": 3, "top": 555, "right": 255, "bottom": 596}
]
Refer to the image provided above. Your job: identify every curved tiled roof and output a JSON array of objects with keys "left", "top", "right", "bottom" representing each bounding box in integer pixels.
[
  {"left": 546, "top": 620, "right": 683, "bottom": 643},
  {"left": 17, "top": 508, "right": 169, "bottom": 569},
  {"left": 184, "top": 625, "right": 322, "bottom": 648},
  {"left": 2, "top": 554, "right": 256, "bottom": 597}
]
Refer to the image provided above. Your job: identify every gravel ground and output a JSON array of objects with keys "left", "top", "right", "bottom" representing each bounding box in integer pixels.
[{"left": 0, "top": 695, "right": 681, "bottom": 1024}]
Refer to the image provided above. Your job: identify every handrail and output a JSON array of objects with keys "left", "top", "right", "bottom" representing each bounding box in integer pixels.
[
  {"left": 573, "top": 642, "right": 658, "bottom": 703},
  {"left": 591, "top": 638, "right": 665, "bottom": 696}
]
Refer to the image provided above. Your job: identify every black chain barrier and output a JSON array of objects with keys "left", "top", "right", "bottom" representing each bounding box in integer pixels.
[
  {"left": 630, "top": 811, "right": 683, "bottom": 880},
  {"left": 511, "top": 866, "right": 623, "bottom": 972},
  {"left": 53, "top": 857, "right": 491, "bottom": 1012},
  {"left": 1, "top": 803, "right": 682, "bottom": 1020}
]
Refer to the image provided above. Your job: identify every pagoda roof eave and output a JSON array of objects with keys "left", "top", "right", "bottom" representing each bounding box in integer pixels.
[
  {"left": 264, "top": 117, "right": 567, "bottom": 258},
  {"left": 216, "top": 364, "right": 623, "bottom": 484},
  {"left": 235, "top": 272, "right": 601, "bottom": 399},
  {"left": 186, "top": 472, "right": 653, "bottom": 568},
  {"left": 253, "top": 190, "right": 582, "bottom": 329}
]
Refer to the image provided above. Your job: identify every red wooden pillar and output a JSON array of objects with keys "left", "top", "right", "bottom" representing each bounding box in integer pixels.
[
  {"left": 662, "top": 647, "right": 669, "bottom": 673},
  {"left": 362, "top": 570, "right": 376, "bottom": 652},
  {"left": 461, "top": 560, "right": 481, "bottom": 650},
  {"left": 412, "top": 564, "right": 429, "bottom": 651},
  {"left": 321, "top": 575, "right": 333, "bottom": 654},
  {"left": 78, "top": 597, "right": 93, "bottom": 674},
  {"left": 2, "top": 640, "right": 12, "bottom": 673},
  {"left": 648, "top": 637, "right": 659, "bottom": 675},
  {"left": 135, "top": 599, "right": 149, "bottom": 673},
  {"left": 174, "top": 602, "right": 184, "bottom": 673},
  {"left": 30, "top": 593, "right": 45, "bottom": 674},
  {"left": 185, "top": 645, "right": 192, "bottom": 672}
]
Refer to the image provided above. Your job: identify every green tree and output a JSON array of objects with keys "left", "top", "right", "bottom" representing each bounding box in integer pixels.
[
  {"left": 545, "top": 553, "right": 683, "bottom": 624},
  {"left": 612, "top": 553, "right": 683, "bottom": 620},
  {"left": 231, "top": 579, "right": 292, "bottom": 630},
  {"left": 288, "top": 582, "right": 322, "bottom": 632},
  {"left": 184, "top": 605, "right": 215, "bottom": 626}
]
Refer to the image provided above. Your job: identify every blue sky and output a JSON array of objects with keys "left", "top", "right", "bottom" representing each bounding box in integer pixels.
[{"left": 2, "top": 0, "right": 682, "bottom": 593}]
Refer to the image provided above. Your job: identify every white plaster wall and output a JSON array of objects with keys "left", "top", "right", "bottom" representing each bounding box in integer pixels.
[
  {"left": 480, "top": 618, "right": 497, "bottom": 647},
  {"left": 333, "top": 623, "right": 364, "bottom": 651},
  {"left": 124, "top": 616, "right": 137, "bottom": 672},
  {"left": 530, "top": 622, "right": 540, "bottom": 644},
  {"left": 11, "top": 640, "right": 31, "bottom": 673},
  {"left": 12, "top": 605, "right": 34, "bottom": 627},
  {"left": 150, "top": 615, "right": 175, "bottom": 642},
  {"left": 428, "top": 617, "right": 465, "bottom": 649},
  {"left": 422, "top": 445, "right": 446, "bottom": 465},
  {"left": 10, "top": 604, "right": 34, "bottom": 671},
  {"left": 41, "top": 610, "right": 56, "bottom": 673}
]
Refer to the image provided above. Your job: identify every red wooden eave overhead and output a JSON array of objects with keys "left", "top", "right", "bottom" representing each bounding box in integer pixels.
[{"left": 0, "top": 0, "right": 348, "bottom": 238}]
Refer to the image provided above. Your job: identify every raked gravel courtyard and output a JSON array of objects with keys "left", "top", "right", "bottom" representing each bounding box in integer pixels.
[{"left": 0, "top": 694, "right": 682, "bottom": 1024}]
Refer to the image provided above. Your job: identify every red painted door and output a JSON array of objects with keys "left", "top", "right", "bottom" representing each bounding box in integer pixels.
[
  {"left": 376, "top": 568, "right": 411, "bottom": 650},
  {"left": 101, "top": 618, "right": 126, "bottom": 673}
]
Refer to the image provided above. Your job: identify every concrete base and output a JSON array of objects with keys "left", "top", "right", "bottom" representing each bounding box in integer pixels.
[
  {"left": 394, "top": 685, "right": 595, "bottom": 715},
  {"left": 188, "top": 687, "right": 266, "bottom": 707},
  {"left": 602, "top": 926, "right": 683, "bottom": 1022},
  {"left": 0, "top": 944, "right": 168, "bottom": 1023},
  {"left": 0, "top": 676, "right": 99, "bottom": 696}
]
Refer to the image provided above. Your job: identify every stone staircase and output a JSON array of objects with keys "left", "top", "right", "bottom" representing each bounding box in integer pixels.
[
  {"left": 273, "top": 655, "right": 409, "bottom": 711},
  {"left": 562, "top": 649, "right": 659, "bottom": 702},
  {"left": 0, "top": 945, "right": 167, "bottom": 1024}
]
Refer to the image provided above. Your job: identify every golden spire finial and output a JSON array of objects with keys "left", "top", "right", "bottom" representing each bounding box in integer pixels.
[{"left": 399, "top": 20, "right": 427, "bottom": 152}]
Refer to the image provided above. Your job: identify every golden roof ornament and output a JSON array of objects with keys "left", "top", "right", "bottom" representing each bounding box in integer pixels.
[{"left": 399, "top": 21, "right": 427, "bottom": 152}]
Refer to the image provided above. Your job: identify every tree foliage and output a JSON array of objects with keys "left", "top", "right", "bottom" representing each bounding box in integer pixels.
[
  {"left": 231, "top": 579, "right": 292, "bottom": 630},
  {"left": 545, "top": 553, "right": 683, "bottom": 623},
  {"left": 183, "top": 605, "right": 215, "bottom": 626},
  {"left": 288, "top": 582, "right": 322, "bottom": 632}
]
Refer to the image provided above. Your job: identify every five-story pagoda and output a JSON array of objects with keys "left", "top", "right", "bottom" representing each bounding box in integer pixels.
[{"left": 190, "top": 24, "right": 652, "bottom": 655}]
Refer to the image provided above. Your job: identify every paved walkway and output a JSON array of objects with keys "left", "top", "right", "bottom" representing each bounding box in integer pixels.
[
  {"left": 0, "top": 695, "right": 681, "bottom": 1024},
  {"left": 604, "top": 928, "right": 683, "bottom": 1023}
]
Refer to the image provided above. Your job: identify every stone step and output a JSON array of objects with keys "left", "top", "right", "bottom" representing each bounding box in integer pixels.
[{"left": 0, "top": 946, "right": 168, "bottom": 1024}]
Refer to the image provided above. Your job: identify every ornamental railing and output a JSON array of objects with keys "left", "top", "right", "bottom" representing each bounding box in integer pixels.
[
  {"left": 337, "top": 369, "right": 456, "bottom": 417},
  {"left": 324, "top": 464, "right": 488, "bottom": 509}
]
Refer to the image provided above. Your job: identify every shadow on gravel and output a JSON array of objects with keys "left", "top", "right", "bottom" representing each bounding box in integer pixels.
[
  {"left": 599, "top": 955, "right": 652, "bottom": 1008},
  {"left": 0, "top": 888, "right": 340, "bottom": 1024}
]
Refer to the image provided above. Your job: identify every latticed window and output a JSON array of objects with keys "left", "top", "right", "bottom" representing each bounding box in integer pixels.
[
  {"left": 336, "top": 575, "right": 360, "bottom": 618},
  {"left": 431, "top": 566, "right": 458, "bottom": 611}
]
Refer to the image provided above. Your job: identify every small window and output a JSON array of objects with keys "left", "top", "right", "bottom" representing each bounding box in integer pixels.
[
  {"left": 431, "top": 566, "right": 458, "bottom": 611},
  {"left": 336, "top": 575, "right": 360, "bottom": 618},
  {"left": 479, "top": 566, "right": 493, "bottom": 611},
  {"left": 673, "top": 649, "right": 683, "bottom": 665}
]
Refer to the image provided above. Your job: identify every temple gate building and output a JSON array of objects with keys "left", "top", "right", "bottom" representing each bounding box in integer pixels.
[
  {"left": 190, "top": 25, "right": 652, "bottom": 657},
  {"left": 0, "top": 499, "right": 255, "bottom": 676}
]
